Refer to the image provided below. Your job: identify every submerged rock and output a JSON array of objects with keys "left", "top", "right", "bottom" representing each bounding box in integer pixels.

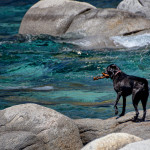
[
  {"left": 117, "top": 0, "right": 150, "bottom": 19},
  {"left": 19, "top": 0, "right": 150, "bottom": 49},
  {"left": 81, "top": 133, "right": 142, "bottom": 150},
  {"left": 74, "top": 109, "right": 150, "bottom": 145},
  {"left": 0, "top": 103, "right": 83, "bottom": 150}
]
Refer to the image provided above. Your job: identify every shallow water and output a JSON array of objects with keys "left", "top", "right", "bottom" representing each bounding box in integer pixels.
[{"left": 0, "top": 0, "right": 150, "bottom": 119}]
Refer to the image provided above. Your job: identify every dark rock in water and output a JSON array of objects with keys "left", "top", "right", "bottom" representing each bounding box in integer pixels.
[
  {"left": 74, "top": 109, "right": 150, "bottom": 145},
  {"left": 0, "top": 103, "right": 83, "bottom": 150},
  {"left": 117, "top": 0, "right": 150, "bottom": 19},
  {"left": 19, "top": 0, "right": 150, "bottom": 49}
]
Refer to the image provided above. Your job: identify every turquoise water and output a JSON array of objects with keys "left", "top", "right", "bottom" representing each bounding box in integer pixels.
[{"left": 0, "top": 0, "right": 150, "bottom": 119}]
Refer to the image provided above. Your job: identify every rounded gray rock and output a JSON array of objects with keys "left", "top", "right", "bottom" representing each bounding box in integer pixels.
[
  {"left": 120, "top": 139, "right": 150, "bottom": 150},
  {"left": 117, "top": 0, "right": 150, "bottom": 19},
  {"left": 0, "top": 103, "right": 83, "bottom": 150},
  {"left": 81, "top": 133, "right": 142, "bottom": 150},
  {"left": 19, "top": 0, "right": 95, "bottom": 36}
]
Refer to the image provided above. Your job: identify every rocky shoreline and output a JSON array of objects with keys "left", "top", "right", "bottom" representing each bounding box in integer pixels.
[{"left": 0, "top": 103, "right": 150, "bottom": 150}]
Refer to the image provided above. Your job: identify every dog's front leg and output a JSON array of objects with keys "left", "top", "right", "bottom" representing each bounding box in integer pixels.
[
  {"left": 119, "top": 96, "right": 126, "bottom": 117},
  {"left": 114, "top": 92, "right": 121, "bottom": 115}
]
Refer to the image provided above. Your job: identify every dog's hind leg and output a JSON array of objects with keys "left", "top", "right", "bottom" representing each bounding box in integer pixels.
[
  {"left": 119, "top": 96, "right": 126, "bottom": 117},
  {"left": 141, "top": 94, "right": 148, "bottom": 121},
  {"left": 132, "top": 92, "right": 140, "bottom": 122}
]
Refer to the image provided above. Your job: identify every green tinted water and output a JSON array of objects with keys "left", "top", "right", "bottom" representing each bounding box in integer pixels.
[{"left": 0, "top": 0, "right": 150, "bottom": 119}]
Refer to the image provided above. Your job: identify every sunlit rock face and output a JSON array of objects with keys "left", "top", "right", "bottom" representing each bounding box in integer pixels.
[
  {"left": 0, "top": 103, "right": 83, "bottom": 150},
  {"left": 81, "top": 133, "right": 142, "bottom": 150},
  {"left": 19, "top": 0, "right": 95, "bottom": 36},
  {"left": 19, "top": 0, "right": 150, "bottom": 49}
]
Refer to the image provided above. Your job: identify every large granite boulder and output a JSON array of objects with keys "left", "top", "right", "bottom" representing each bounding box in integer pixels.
[
  {"left": 64, "top": 8, "right": 150, "bottom": 49},
  {"left": 120, "top": 139, "right": 150, "bottom": 150},
  {"left": 117, "top": 0, "right": 150, "bottom": 19},
  {"left": 19, "top": 0, "right": 150, "bottom": 49},
  {"left": 81, "top": 133, "right": 142, "bottom": 150},
  {"left": 19, "top": 0, "right": 95, "bottom": 36},
  {"left": 65, "top": 8, "right": 150, "bottom": 37},
  {"left": 74, "top": 109, "right": 150, "bottom": 145},
  {"left": 0, "top": 103, "right": 83, "bottom": 150}
]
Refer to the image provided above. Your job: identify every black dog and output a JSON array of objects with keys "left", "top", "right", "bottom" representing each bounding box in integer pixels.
[{"left": 95, "top": 64, "right": 149, "bottom": 121}]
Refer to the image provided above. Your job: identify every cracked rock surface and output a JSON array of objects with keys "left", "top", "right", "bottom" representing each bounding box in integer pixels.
[
  {"left": 74, "top": 109, "right": 150, "bottom": 145},
  {"left": 0, "top": 103, "right": 83, "bottom": 150}
]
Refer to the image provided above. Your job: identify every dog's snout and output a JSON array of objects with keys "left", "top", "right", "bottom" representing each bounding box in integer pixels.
[{"left": 102, "top": 72, "right": 109, "bottom": 78}]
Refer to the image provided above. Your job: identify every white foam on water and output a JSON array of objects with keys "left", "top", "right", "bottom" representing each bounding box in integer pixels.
[
  {"left": 0, "top": 41, "right": 13, "bottom": 45},
  {"left": 32, "top": 86, "right": 54, "bottom": 91},
  {"left": 0, "top": 41, "right": 5, "bottom": 45},
  {"left": 111, "top": 33, "right": 150, "bottom": 48},
  {"left": 0, "top": 85, "right": 54, "bottom": 91},
  {"left": 0, "top": 86, "right": 28, "bottom": 90}
]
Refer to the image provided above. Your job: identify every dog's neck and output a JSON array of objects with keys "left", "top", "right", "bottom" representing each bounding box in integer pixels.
[
  {"left": 115, "top": 70, "right": 121, "bottom": 76},
  {"left": 112, "top": 70, "right": 122, "bottom": 80}
]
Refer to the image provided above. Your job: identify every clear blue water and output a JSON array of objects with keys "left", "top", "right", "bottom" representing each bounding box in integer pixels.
[{"left": 0, "top": 0, "right": 150, "bottom": 119}]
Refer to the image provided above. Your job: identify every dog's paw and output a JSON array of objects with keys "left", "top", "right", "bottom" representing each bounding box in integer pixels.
[
  {"left": 141, "top": 117, "right": 145, "bottom": 122},
  {"left": 132, "top": 116, "right": 140, "bottom": 122},
  {"left": 119, "top": 113, "right": 125, "bottom": 117},
  {"left": 116, "top": 116, "right": 122, "bottom": 119}
]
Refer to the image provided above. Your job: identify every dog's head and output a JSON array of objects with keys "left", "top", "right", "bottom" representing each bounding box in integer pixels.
[{"left": 104, "top": 64, "right": 121, "bottom": 79}]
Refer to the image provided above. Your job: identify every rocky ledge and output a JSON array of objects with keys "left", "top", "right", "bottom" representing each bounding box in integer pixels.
[
  {"left": 0, "top": 103, "right": 150, "bottom": 150},
  {"left": 75, "top": 109, "right": 150, "bottom": 145},
  {"left": 19, "top": 0, "right": 150, "bottom": 49}
]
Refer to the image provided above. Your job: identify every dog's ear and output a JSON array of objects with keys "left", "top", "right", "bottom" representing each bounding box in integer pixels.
[
  {"left": 110, "top": 64, "right": 120, "bottom": 71},
  {"left": 107, "top": 64, "right": 120, "bottom": 79}
]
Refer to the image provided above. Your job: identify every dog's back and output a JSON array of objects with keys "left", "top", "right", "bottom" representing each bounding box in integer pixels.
[
  {"left": 126, "top": 74, "right": 149, "bottom": 94},
  {"left": 113, "top": 72, "right": 149, "bottom": 97}
]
